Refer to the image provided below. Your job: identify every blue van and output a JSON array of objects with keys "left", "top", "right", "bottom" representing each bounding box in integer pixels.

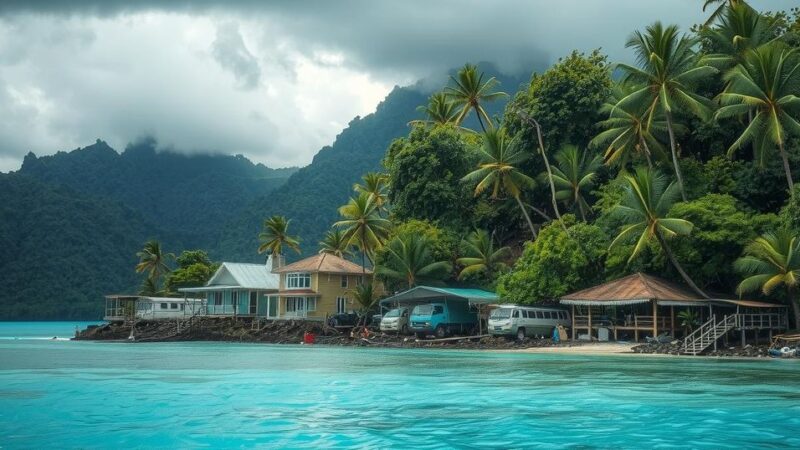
[{"left": 410, "top": 301, "right": 478, "bottom": 339}]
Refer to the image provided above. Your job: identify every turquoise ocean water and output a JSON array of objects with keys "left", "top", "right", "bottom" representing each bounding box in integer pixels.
[{"left": 1, "top": 322, "right": 800, "bottom": 448}]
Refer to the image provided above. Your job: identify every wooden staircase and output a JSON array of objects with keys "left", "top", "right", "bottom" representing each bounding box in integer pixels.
[{"left": 682, "top": 314, "right": 738, "bottom": 355}]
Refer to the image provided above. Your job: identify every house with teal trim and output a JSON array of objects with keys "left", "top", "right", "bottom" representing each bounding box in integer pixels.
[{"left": 179, "top": 255, "right": 281, "bottom": 318}]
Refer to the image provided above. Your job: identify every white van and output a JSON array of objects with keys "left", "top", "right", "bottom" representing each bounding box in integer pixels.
[
  {"left": 488, "top": 305, "right": 570, "bottom": 340},
  {"left": 380, "top": 307, "right": 410, "bottom": 334}
]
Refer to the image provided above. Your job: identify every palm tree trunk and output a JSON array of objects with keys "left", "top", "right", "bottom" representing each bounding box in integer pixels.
[
  {"left": 665, "top": 112, "right": 687, "bottom": 201},
  {"left": 778, "top": 140, "right": 795, "bottom": 198},
  {"left": 655, "top": 230, "right": 708, "bottom": 298},
  {"left": 475, "top": 111, "right": 487, "bottom": 132},
  {"left": 531, "top": 119, "right": 566, "bottom": 232},
  {"left": 514, "top": 195, "right": 537, "bottom": 239},
  {"left": 639, "top": 135, "right": 653, "bottom": 169},
  {"left": 575, "top": 190, "right": 587, "bottom": 221}
]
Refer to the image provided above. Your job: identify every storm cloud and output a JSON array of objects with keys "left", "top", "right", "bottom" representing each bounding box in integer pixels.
[{"left": 0, "top": 0, "right": 793, "bottom": 171}]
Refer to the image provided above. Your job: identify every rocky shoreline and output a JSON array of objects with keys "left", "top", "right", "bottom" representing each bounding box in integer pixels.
[
  {"left": 75, "top": 318, "right": 787, "bottom": 357},
  {"left": 74, "top": 317, "right": 583, "bottom": 350}
]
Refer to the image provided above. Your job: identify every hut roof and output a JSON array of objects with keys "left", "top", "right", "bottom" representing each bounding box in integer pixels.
[{"left": 560, "top": 273, "right": 705, "bottom": 306}]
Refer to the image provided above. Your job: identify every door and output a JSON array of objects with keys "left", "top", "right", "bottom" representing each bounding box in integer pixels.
[
  {"left": 337, "top": 297, "right": 347, "bottom": 314},
  {"left": 249, "top": 291, "right": 257, "bottom": 315}
]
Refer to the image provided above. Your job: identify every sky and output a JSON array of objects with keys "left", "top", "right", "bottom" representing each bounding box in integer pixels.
[{"left": 0, "top": 0, "right": 793, "bottom": 172}]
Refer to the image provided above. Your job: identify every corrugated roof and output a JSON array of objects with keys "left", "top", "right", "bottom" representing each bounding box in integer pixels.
[
  {"left": 273, "top": 253, "right": 371, "bottom": 275},
  {"left": 560, "top": 273, "right": 706, "bottom": 305},
  {"left": 205, "top": 262, "right": 279, "bottom": 290},
  {"left": 380, "top": 286, "right": 498, "bottom": 306}
]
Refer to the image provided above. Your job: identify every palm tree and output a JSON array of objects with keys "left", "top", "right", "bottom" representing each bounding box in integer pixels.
[
  {"left": 735, "top": 229, "right": 800, "bottom": 327},
  {"left": 351, "top": 282, "right": 379, "bottom": 328},
  {"left": 408, "top": 92, "right": 464, "bottom": 128},
  {"left": 591, "top": 84, "right": 671, "bottom": 169},
  {"left": 353, "top": 172, "right": 389, "bottom": 212},
  {"left": 335, "top": 192, "right": 392, "bottom": 273},
  {"left": 135, "top": 240, "right": 174, "bottom": 282},
  {"left": 318, "top": 228, "right": 354, "bottom": 258},
  {"left": 546, "top": 145, "right": 603, "bottom": 221},
  {"left": 701, "top": 3, "right": 779, "bottom": 71},
  {"left": 677, "top": 309, "right": 700, "bottom": 335},
  {"left": 716, "top": 44, "right": 800, "bottom": 197},
  {"left": 376, "top": 234, "right": 452, "bottom": 289},
  {"left": 609, "top": 167, "right": 708, "bottom": 297},
  {"left": 702, "top": 0, "right": 748, "bottom": 27},
  {"left": 138, "top": 277, "right": 164, "bottom": 297},
  {"left": 617, "top": 22, "right": 718, "bottom": 200},
  {"left": 462, "top": 127, "right": 538, "bottom": 238},
  {"left": 445, "top": 63, "right": 507, "bottom": 132},
  {"left": 257, "top": 215, "right": 301, "bottom": 257},
  {"left": 456, "top": 230, "right": 510, "bottom": 280}
]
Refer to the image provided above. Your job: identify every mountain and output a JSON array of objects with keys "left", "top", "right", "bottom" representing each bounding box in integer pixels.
[
  {"left": 0, "top": 173, "right": 158, "bottom": 320},
  {"left": 18, "top": 138, "right": 298, "bottom": 251},
  {"left": 218, "top": 68, "right": 527, "bottom": 261}
]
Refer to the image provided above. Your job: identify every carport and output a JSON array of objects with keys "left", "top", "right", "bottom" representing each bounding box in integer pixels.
[{"left": 379, "top": 286, "right": 498, "bottom": 334}]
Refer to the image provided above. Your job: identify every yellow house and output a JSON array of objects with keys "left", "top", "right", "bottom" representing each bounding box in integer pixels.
[{"left": 272, "top": 253, "right": 378, "bottom": 321}]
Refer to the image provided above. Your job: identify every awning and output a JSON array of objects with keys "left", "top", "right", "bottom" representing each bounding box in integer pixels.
[
  {"left": 178, "top": 285, "right": 279, "bottom": 293},
  {"left": 713, "top": 299, "right": 786, "bottom": 309},
  {"left": 379, "top": 286, "right": 498, "bottom": 307}
]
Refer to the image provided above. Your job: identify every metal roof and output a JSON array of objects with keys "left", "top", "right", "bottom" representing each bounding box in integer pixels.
[
  {"left": 380, "top": 286, "right": 498, "bottom": 306},
  {"left": 178, "top": 262, "right": 279, "bottom": 293},
  {"left": 560, "top": 273, "right": 708, "bottom": 306}
]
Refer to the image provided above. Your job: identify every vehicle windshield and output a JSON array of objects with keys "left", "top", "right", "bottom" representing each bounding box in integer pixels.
[
  {"left": 413, "top": 304, "right": 433, "bottom": 316},
  {"left": 384, "top": 308, "right": 402, "bottom": 318},
  {"left": 490, "top": 308, "right": 512, "bottom": 319}
]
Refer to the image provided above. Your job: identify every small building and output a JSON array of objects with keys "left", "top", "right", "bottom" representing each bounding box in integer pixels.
[
  {"left": 272, "top": 253, "right": 375, "bottom": 320},
  {"left": 178, "top": 256, "right": 281, "bottom": 318},
  {"left": 135, "top": 297, "right": 205, "bottom": 320},
  {"left": 559, "top": 272, "right": 787, "bottom": 353}
]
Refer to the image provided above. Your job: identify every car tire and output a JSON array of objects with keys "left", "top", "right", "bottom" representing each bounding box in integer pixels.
[
  {"left": 517, "top": 327, "right": 526, "bottom": 341},
  {"left": 435, "top": 325, "right": 447, "bottom": 339}
]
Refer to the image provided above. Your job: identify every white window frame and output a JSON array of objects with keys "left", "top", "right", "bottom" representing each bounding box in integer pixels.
[
  {"left": 336, "top": 297, "right": 347, "bottom": 314},
  {"left": 307, "top": 298, "right": 317, "bottom": 312},
  {"left": 286, "top": 272, "right": 311, "bottom": 289},
  {"left": 340, "top": 275, "right": 348, "bottom": 288}
]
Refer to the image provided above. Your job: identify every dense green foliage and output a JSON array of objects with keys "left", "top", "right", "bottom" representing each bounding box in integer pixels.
[
  {"left": 496, "top": 216, "right": 608, "bottom": 303},
  {"left": 164, "top": 250, "right": 218, "bottom": 293}
]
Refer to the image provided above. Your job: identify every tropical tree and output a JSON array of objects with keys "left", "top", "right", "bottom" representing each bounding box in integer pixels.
[
  {"left": 546, "top": 145, "right": 603, "bottom": 221},
  {"left": 445, "top": 63, "right": 507, "bottom": 131},
  {"left": 456, "top": 229, "right": 510, "bottom": 280},
  {"left": 408, "top": 92, "right": 463, "bottom": 128},
  {"left": 462, "top": 127, "right": 538, "bottom": 238},
  {"left": 735, "top": 229, "right": 800, "bottom": 327},
  {"left": 702, "top": 2, "right": 780, "bottom": 70},
  {"left": 616, "top": 22, "right": 718, "bottom": 200},
  {"left": 677, "top": 309, "right": 701, "bottom": 335},
  {"left": 351, "top": 282, "right": 379, "bottom": 328},
  {"left": 702, "top": 0, "right": 748, "bottom": 27},
  {"left": 335, "top": 192, "right": 392, "bottom": 272},
  {"left": 138, "top": 277, "right": 164, "bottom": 297},
  {"left": 135, "top": 240, "right": 174, "bottom": 284},
  {"left": 376, "top": 234, "right": 452, "bottom": 289},
  {"left": 591, "top": 84, "right": 671, "bottom": 169},
  {"left": 257, "top": 215, "right": 301, "bottom": 257},
  {"left": 609, "top": 167, "right": 708, "bottom": 297},
  {"left": 716, "top": 44, "right": 800, "bottom": 196},
  {"left": 318, "top": 228, "right": 354, "bottom": 258},
  {"left": 353, "top": 172, "right": 389, "bottom": 211}
]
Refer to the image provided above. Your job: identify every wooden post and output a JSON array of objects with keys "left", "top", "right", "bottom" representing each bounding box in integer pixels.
[
  {"left": 652, "top": 300, "right": 658, "bottom": 339},
  {"left": 587, "top": 306, "right": 593, "bottom": 341},
  {"left": 571, "top": 305, "right": 576, "bottom": 340},
  {"left": 741, "top": 328, "right": 745, "bottom": 347},
  {"left": 634, "top": 314, "right": 639, "bottom": 342},
  {"left": 670, "top": 306, "right": 675, "bottom": 338}
]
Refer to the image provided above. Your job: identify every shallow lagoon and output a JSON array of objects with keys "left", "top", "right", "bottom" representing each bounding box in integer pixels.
[{"left": 1, "top": 322, "right": 799, "bottom": 448}]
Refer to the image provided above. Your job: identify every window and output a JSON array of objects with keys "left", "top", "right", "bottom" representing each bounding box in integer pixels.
[
  {"left": 433, "top": 305, "right": 444, "bottom": 315},
  {"left": 536, "top": 311, "right": 544, "bottom": 319},
  {"left": 160, "top": 303, "right": 168, "bottom": 309},
  {"left": 180, "top": 304, "right": 185, "bottom": 311},
  {"left": 286, "top": 273, "right": 311, "bottom": 289},
  {"left": 512, "top": 310, "right": 520, "bottom": 318},
  {"left": 287, "top": 297, "right": 311, "bottom": 312},
  {"left": 357, "top": 276, "right": 364, "bottom": 286},
  {"left": 170, "top": 303, "right": 178, "bottom": 310},
  {"left": 213, "top": 292, "right": 222, "bottom": 306},
  {"left": 336, "top": 297, "right": 347, "bottom": 314},
  {"left": 341, "top": 276, "right": 348, "bottom": 288},
  {"left": 307, "top": 298, "right": 317, "bottom": 312},
  {"left": 231, "top": 291, "right": 238, "bottom": 304}
]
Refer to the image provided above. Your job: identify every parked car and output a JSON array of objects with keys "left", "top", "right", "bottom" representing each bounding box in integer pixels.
[
  {"left": 369, "top": 314, "right": 383, "bottom": 330},
  {"left": 488, "top": 305, "right": 570, "bottom": 340},
  {"left": 410, "top": 302, "right": 478, "bottom": 339},
  {"left": 327, "top": 313, "right": 359, "bottom": 328},
  {"left": 380, "top": 307, "right": 410, "bottom": 334}
]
